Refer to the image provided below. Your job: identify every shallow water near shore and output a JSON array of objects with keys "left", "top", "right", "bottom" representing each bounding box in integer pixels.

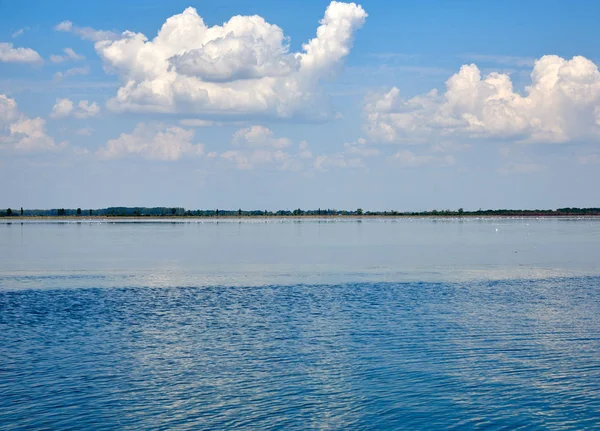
[{"left": 1, "top": 218, "right": 599, "bottom": 429}]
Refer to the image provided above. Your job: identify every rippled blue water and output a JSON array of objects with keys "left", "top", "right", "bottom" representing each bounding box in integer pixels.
[{"left": 1, "top": 218, "right": 599, "bottom": 429}]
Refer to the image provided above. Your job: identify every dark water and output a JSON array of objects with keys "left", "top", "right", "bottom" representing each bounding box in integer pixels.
[
  {"left": 1, "top": 278, "right": 599, "bottom": 430},
  {"left": 1, "top": 218, "right": 600, "bottom": 429}
]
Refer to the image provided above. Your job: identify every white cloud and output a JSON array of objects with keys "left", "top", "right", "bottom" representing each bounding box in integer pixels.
[
  {"left": 71, "top": 2, "right": 366, "bottom": 118},
  {"left": 0, "top": 94, "right": 19, "bottom": 125},
  {"left": 12, "top": 28, "right": 27, "bottom": 39},
  {"left": 65, "top": 47, "right": 84, "bottom": 60},
  {"left": 8, "top": 118, "right": 63, "bottom": 152},
  {"left": 232, "top": 125, "right": 291, "bottom": 148},
  {"left": 50, "top": 47, "right": 85, "bottom": 63},
  {"left": 75, "top": 101, "right": 100, "bottom": 118},
  {"left": 0, "top": 42, "right": 42, "bottom": 64},
  {"left": 365, "top": 55, "right": 600, "bottom": 145},
  {"left": 97, "top": 122, "right": 204, "bottom": 161},
  {"left": 53, "top": 65, "right": 91, "bottom": 80},
  {"left": 1, "top": 94, "right": 63, "bottom": 153},
  {"left": 221, "top": 126, "right": 314, "bottom": 169},
  {"left": 168, "top": 17, "right": 300, "bottom": 82},
  {"left": 54, "top": 20, "right": 120, "bottom": 42},
  {"left": 50, "top": 98, "right": 74, "bottom": 118},
  {"left": 50, "top": 98, "right": 100, "bottom": 119}
]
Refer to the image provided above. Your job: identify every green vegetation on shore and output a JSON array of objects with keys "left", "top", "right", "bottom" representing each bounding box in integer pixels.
[{"left": 2, "top": 206, "right": 600, "bottom": 218}]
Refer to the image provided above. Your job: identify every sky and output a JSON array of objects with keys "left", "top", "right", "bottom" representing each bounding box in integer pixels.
[{"left": 1, "top": 0, "right": 599, "bottom": 211}]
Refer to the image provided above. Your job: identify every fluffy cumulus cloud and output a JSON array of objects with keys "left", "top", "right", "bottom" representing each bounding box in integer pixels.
[
  {"left": 50, "top": 98, "right": 74, "bottom": 118},
  {"left": 1, "top": 94, "right": 63, "bottom": 152},
  {"left": 50, "top": 98, "right": 100, "bottom": 119},
  {"left": 65, "top": 2, "right": 366, "bottom": 118},
  {"left": 169, "top": 17, "right": 300, "bottom": 82},
  {"left": 97, "top": 123, "right": 204, "bottom": 161},
  {"left": 0, "top": 42, "right": 42, "bottom": 64},
  {"left": 365, "top": 55, "right": 600, "bottom": 144},
  {"left": 8, "top": 118, "right": 62, "bottom": 152},
  {"left": 221, "top": 126, "right": 312, "bottom": 169}
]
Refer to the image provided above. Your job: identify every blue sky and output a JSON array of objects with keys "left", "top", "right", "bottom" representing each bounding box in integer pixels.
[{"left": 1, "top": 0, "right": 599, "bottom": 210}]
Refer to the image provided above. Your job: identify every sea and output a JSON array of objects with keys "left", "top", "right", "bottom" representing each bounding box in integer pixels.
[{"left": 1, "top": 217, "right": 599, "bottom": 430}]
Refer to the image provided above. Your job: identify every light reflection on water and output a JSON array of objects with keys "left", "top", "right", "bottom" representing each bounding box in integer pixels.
[
  {"left": 1, "top": 217, "right": 599, "bottom": 289},
  {"left": 0, "top": 218, "right": 599, "bottom": 429},
  {"left": 1, "top": 279, "right": 599, "bottom": 429}
]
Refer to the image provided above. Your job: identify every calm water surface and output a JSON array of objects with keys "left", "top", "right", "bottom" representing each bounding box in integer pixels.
[{"left": 1, "top": 218, "right": 599, "bottom": 429}]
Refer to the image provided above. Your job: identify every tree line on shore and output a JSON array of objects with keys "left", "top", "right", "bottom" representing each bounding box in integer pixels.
[{"left": 2, "top": 206, "right": 600, "bottom": 217}]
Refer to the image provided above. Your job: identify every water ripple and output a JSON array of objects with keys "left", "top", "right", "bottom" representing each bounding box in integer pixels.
[{"left": 1, "top": 278, "right": 599, "bottom": 429}]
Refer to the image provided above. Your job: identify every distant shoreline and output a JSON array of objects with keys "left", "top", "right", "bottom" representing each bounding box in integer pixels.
[
  {"left": 3, "top": 206, "right": 600, "bottom": 219},
  {"left": 3, "top": 206, "right": 599, "bottom": 219},
  {"left": 4, "top": 214, "right": 600, "bottom": 221}
]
